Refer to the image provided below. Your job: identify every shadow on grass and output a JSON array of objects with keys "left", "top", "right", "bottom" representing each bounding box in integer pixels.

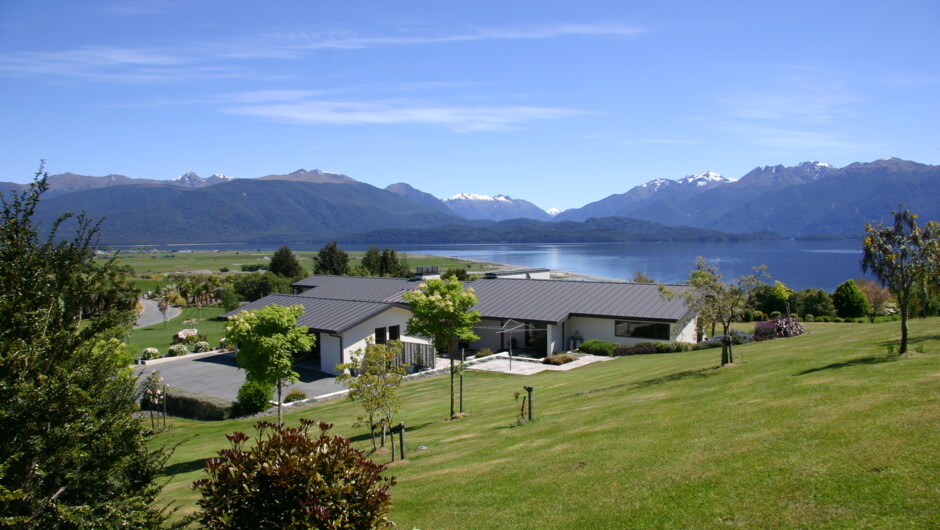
[
  {"left": 795, "top": 354, "right": 898, "bottom": 376},
  {"left": 633, "top": 366, "right": 720, "bottom": 389},
  {"left": 163, "top": 458, "right": 207, "bottom": 477}
]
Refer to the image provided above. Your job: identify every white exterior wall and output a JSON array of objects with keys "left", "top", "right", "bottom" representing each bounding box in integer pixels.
[
  {"left": 547, "top": 323, "right": 563, "bottom": 355},
  {"left": 565, "top": 315, "right": 697, "bottom": 347},
  {"left": 319, "top": 334, "right": 343, "bottom": 375},
  {"left": 674, "top": 315, "right": 698, "bottom": 343},
  {"left": 333, "top": 307, "right": 432, "bottom": 374},
  {"left": 472, "top": 319, "right": 504, "bottom": 351}
]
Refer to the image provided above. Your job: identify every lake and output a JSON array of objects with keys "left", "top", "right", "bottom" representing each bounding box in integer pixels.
[
  {"left": 393, "top": 240, "right": 867, "bottom": 291},
  {"left": 130, "top": 239, "right": 868, "bottom": 292}
]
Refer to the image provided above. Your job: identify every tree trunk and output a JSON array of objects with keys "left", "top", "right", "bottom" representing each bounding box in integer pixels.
[
  {"left": 277, "top": 380, "right": 283, "bottom": 424},
  {"left": 899, "top": 304, "right": 909, "bottom": 354},
  {"left": 720, "top": 324, "right": 734, "bottom": 365},
  {"left": 449, "top": 343, "right": 456, "bottom": 418}
]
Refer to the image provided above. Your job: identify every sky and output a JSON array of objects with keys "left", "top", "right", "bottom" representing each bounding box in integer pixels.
[{"left": 1, "top": 1, "right": 938, "bottom": 212}]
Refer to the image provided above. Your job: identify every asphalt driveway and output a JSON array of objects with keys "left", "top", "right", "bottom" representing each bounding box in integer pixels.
[{"left": 135, "top": 352, "right": 345, "bottom": 402}]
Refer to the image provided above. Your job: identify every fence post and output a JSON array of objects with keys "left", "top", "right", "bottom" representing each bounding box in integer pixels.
[{"left": 524, "top": 385, "right": 533, "bottom": 422}]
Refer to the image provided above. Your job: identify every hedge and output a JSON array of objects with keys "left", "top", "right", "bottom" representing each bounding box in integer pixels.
[{"left": 143, "top": 386, "right": 236, "bottom": 421}]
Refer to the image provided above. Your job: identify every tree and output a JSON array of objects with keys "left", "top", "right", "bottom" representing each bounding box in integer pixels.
[
  {"left": 855, "top": 277, "right": 893, "bottom": 323},
  {"left": 631, "top": 271, "right": 654, "bottom": 283},
  {"left": 661, "top": 257, "right": 765, "bottom": 365},
  {"left": 0, "top": 164, "right": 168, "bottom": 526},
  {"left": 269, "top": 245, "right": 305, "bottom": 279},
  {"left": 862, "top": 207, "right": 940, "bottom": 353},
  {"left": 233, "top": 271, "right": 291, "bottom": 302},
  {"left": 336, "top": 340, "right": 407, "bottom": 450},
  {"left": 832, "top": 279, "right": 871, "bottom": 319},
  {"left": 771, "top": 281, "right": 794, "bottom": 316},
  {"left": 192, "top": 419, "right": 395, "bottom": 529},
  {"left": 313, "top": 241, "right": 350, "bottom": 276},
  {"left": 792, "top": 288, "right": 836, "bottom": 318},
  {"left": 361, "top": 245, "right": 381, "bottom": 275},
  {"left": 225, "top": 304, "right": 315, "bottom": 423},
  {"left": 402, "top": 278, "right": 480, "bottom": 418}
]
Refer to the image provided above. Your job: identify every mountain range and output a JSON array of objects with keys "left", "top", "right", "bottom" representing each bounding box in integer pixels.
[{"left": 4, "top": 158, "right": 937, "bottom": 244}]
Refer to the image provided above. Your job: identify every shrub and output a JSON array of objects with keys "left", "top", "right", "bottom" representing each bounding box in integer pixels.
[
  {"left": 219, "top": 266, "right": 230, "bottom": 273},
  {"left": 804, "top": 314, "right": 815, "bottom": 322},
  {"left": 475, "top": 348, "right": 495, "bottom": 358},
  {"left": 193, "top": 341, "right": 211, "bottom": 353},
  {"left": 705, "top": 330, "right": 754, "bottom": 347},
  {"left": 613, "top": 344, "right": 658, "bottom": 356},
  {"left": 741, "top": 308, "right": 755, "bottom": 322},
  {"left": 832, "top": 317, "right": 843, "bottom": 323},
  {"left": 161, "top": 386, "right": 235, "bottom": 420},
  {"left": 753, "top": 318, "right": 805, "bottom": 341},
  {"left": 192, "top": 420, "right": 395, "bottom": 528},
  {"left": 168, "top": 344, "right": 189, "bottom": 357},
  {"left": 543, "top": 353, "right": 578, "bottom": 365},
  {"left": 769, "top": 311, "right": 782, "bottom": 319},
  {"left": 237, "top": 379, "right": 274, "bottom": 415},
  {"left": 141, "top": 347, "right": 160, "bottom": 360},
  {"left": 578, "top": 339, "right": 620, "bottom": 356},
  {"left": 817, "top": 315, "right": 832, "bottom": 322},
  {"left": 184, "top": 333, "right": 200, "bottom": 345},
  {"left": 284, "top": 389, "right": 307, "bottom": 403}
]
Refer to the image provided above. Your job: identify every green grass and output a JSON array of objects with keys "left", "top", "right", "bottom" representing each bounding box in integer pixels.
[
  {"left": 102, "top": 249, "right": 500, "bottom": 294},
  {"left": 128, "top": 307, "right": 227, "bottom": 356},
  {"left": 152, "top": 319, "right": 940, "bottom": 528}
]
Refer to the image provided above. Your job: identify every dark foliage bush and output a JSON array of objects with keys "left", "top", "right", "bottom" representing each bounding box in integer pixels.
[
  {"left": 475, "top": 348, "right": 495, "bottom": 358},
  {"left": 240, "top": 263, "right": 265, "bottom": 272},
  {"left": 150, "top": 386, "right": 235, "bottom": 421},
  {"left": 237, "top": 379, "right": 274, "bottom": 415},
  {"left": 192, "top": 420, "right": 395, "bottom": 528},
  {"left": 543, "top": 353, "right": 579, "bottom": 365},
  {"left": 613, "top": 344, "right": 658, "bottom": 356},
  {"left": 741, "top": 308, "right": 755, "bottom": 322},
  {"left": 804, "top": 314, "right": 815, "bottom": 322},
  {"left": 577, "top": 339, "right": 620, "bottom": 356},
  {"left": 770, "top": 311, "right": 782, "bottom": 319}
]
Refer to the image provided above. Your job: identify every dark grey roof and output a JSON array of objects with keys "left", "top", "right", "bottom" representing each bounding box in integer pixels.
[
  {"left": 222, "top": 293, "right": 399, "bottom": 334},
  {"left": 264, "top": 274, "right": 691, "bottom": 331},
  {"left": 467, "top": 278, "right": 690, "bottom": 324},
  {"left": 291, "top": 275, "right": 421, "bottom": 303}
]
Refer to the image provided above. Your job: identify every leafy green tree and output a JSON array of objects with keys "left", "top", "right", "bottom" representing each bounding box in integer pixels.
[
  {"left": 661, "top": 257, "right": 766, "bottom": 365},
  {"left": 403, "top": 278, "right": 480, "bottom": 418},
  {"left": 218, "top": 287, "right": 240, "bottom": 312},
  {"left": 771, "top": 281, "right": 794, "bottom": 315},
  {"left": 631, "top": 271, "right": 654, "bottom": 284},
  {"left": 0, "top": 165, "right": 168, "bottom": 527},
  {"left": 748, "top": 284, "right": 787, "bottom": 317},
  {"left": 361, "top": 245, "right": 381, "bottom": 275},
  {"left": 862, "top": 207, "right": 940, "bottom": 353},
  {"left": 443, "top": 267, "right": 471, "bottom": 281},
  {"left": 336, "top": 340, "right": 407, "bottom": 450},
  {"left": 269, "top": 245, "right": 305, "bottom": 279},
  {"left": 226, "top": 304, "right": 315, "bottom": 422},
  {"left": 233, "top": 271, "right": 291, "bottom": 302},
  {"left": 313, "top": 241, "right": 350, "bottom": 276},
  {"left": 792, "top": 288, "right": 836, "bottom": 318},
  {"left": 192, "top": 420, "right": 395, "bottom": 529},
  {"left": 832, "top": 279, "right": 871, "bottom": 319}
]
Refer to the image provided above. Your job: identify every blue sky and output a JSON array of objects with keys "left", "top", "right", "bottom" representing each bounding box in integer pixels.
[{"left": 1, "top": 1, "right": 938, "bottom": 212}]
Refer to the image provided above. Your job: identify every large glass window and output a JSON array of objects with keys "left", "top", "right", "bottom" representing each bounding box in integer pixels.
[
  {"left": 374, "top": 327, "right": 387, "bottom": 344},
  {"left": 614, "top": 320, "right": 670, "bottom": 340}
]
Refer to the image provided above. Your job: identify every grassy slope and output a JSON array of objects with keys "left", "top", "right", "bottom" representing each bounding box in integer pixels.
[
  {"left": 153, "top": 319, "right": 939, "bottom": 528},
  {"left": 128, "top": 307, "right": 228, "bottom": 356}
]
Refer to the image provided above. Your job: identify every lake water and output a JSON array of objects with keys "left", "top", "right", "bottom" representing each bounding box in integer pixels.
[
  {"left": 393, "top": 240, "right": 867, "bottom": 291},
  {"left": 132, "top": 239, "right": 867, "bottom": 291}
]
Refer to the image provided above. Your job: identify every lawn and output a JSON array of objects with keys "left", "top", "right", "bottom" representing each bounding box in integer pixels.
[
  {"left": 128, "top": 307, "right": 228, "bottom": 357},
  {"left": 152, "top": 318, "right": 939, "bottom": 528}
]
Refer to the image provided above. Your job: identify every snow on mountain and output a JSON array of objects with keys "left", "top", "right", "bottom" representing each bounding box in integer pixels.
[
  {"left": 677, "top": 171, "right": 731, "bottom": 187},
  {"left": 442, "top": 192, "right": 552, "bottom": 221},
  {"left": 546, "top": 208, "right": 561, "bottom": 217}
]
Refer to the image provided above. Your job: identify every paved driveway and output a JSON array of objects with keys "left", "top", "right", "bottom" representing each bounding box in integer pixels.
[
  {"left": 135, "top": 298, "right": 181, "bottom": 329},
  {"left": 135, "top": 352, "right": 345, "bottom": 402}
]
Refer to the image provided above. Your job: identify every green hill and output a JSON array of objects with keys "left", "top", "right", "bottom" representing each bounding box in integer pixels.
[{"left": 154, "top": 319, "right": 938, "bottom": 527}]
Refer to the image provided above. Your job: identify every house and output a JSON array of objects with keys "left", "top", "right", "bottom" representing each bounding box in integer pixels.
[{"left": 224, "top": 273, "right": 695, "bottom": 375}]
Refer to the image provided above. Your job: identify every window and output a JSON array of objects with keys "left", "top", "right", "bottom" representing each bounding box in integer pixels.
[
  {"left": 374, "top": 327, "right": 387, "bottom": 345},
  {"left": 614, "top": 320, "right": 670, "bottom": 340},
  {"left": 388, "top": 325, "right": 400, "bottom": 341}
]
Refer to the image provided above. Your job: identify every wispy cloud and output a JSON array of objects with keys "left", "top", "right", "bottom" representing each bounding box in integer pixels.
[
  {"left": 221, "top": 97, "right": 582, "bottom": 132},
  {"left": 0, "top": 23, "right": 645, "bottom": 83}
]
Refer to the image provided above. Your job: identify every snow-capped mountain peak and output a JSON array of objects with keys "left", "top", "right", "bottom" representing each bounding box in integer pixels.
[
  {"left": 642, "top": 178, "right": 672, "bottom": 191},
  {"left": 445, "top": 192, "right": 510, "bottom": 202},
  {"left": 678, "top": 171, "right": 729, "bottom": 187},
  {"left": 546, "top": 208, "right": 561, "bottom": 217},
  {"left": 208, "top": 173, "right": 234, "bottom": 181}
]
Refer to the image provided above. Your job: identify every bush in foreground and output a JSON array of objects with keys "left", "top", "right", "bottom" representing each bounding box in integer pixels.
[{"left": 192, "top": 420, "right": 395, "bottom": 529}]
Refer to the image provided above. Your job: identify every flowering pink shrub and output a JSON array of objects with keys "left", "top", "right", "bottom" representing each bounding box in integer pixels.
[{"left": 754, "top": 317, "right": 805, "bottom": 341}]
